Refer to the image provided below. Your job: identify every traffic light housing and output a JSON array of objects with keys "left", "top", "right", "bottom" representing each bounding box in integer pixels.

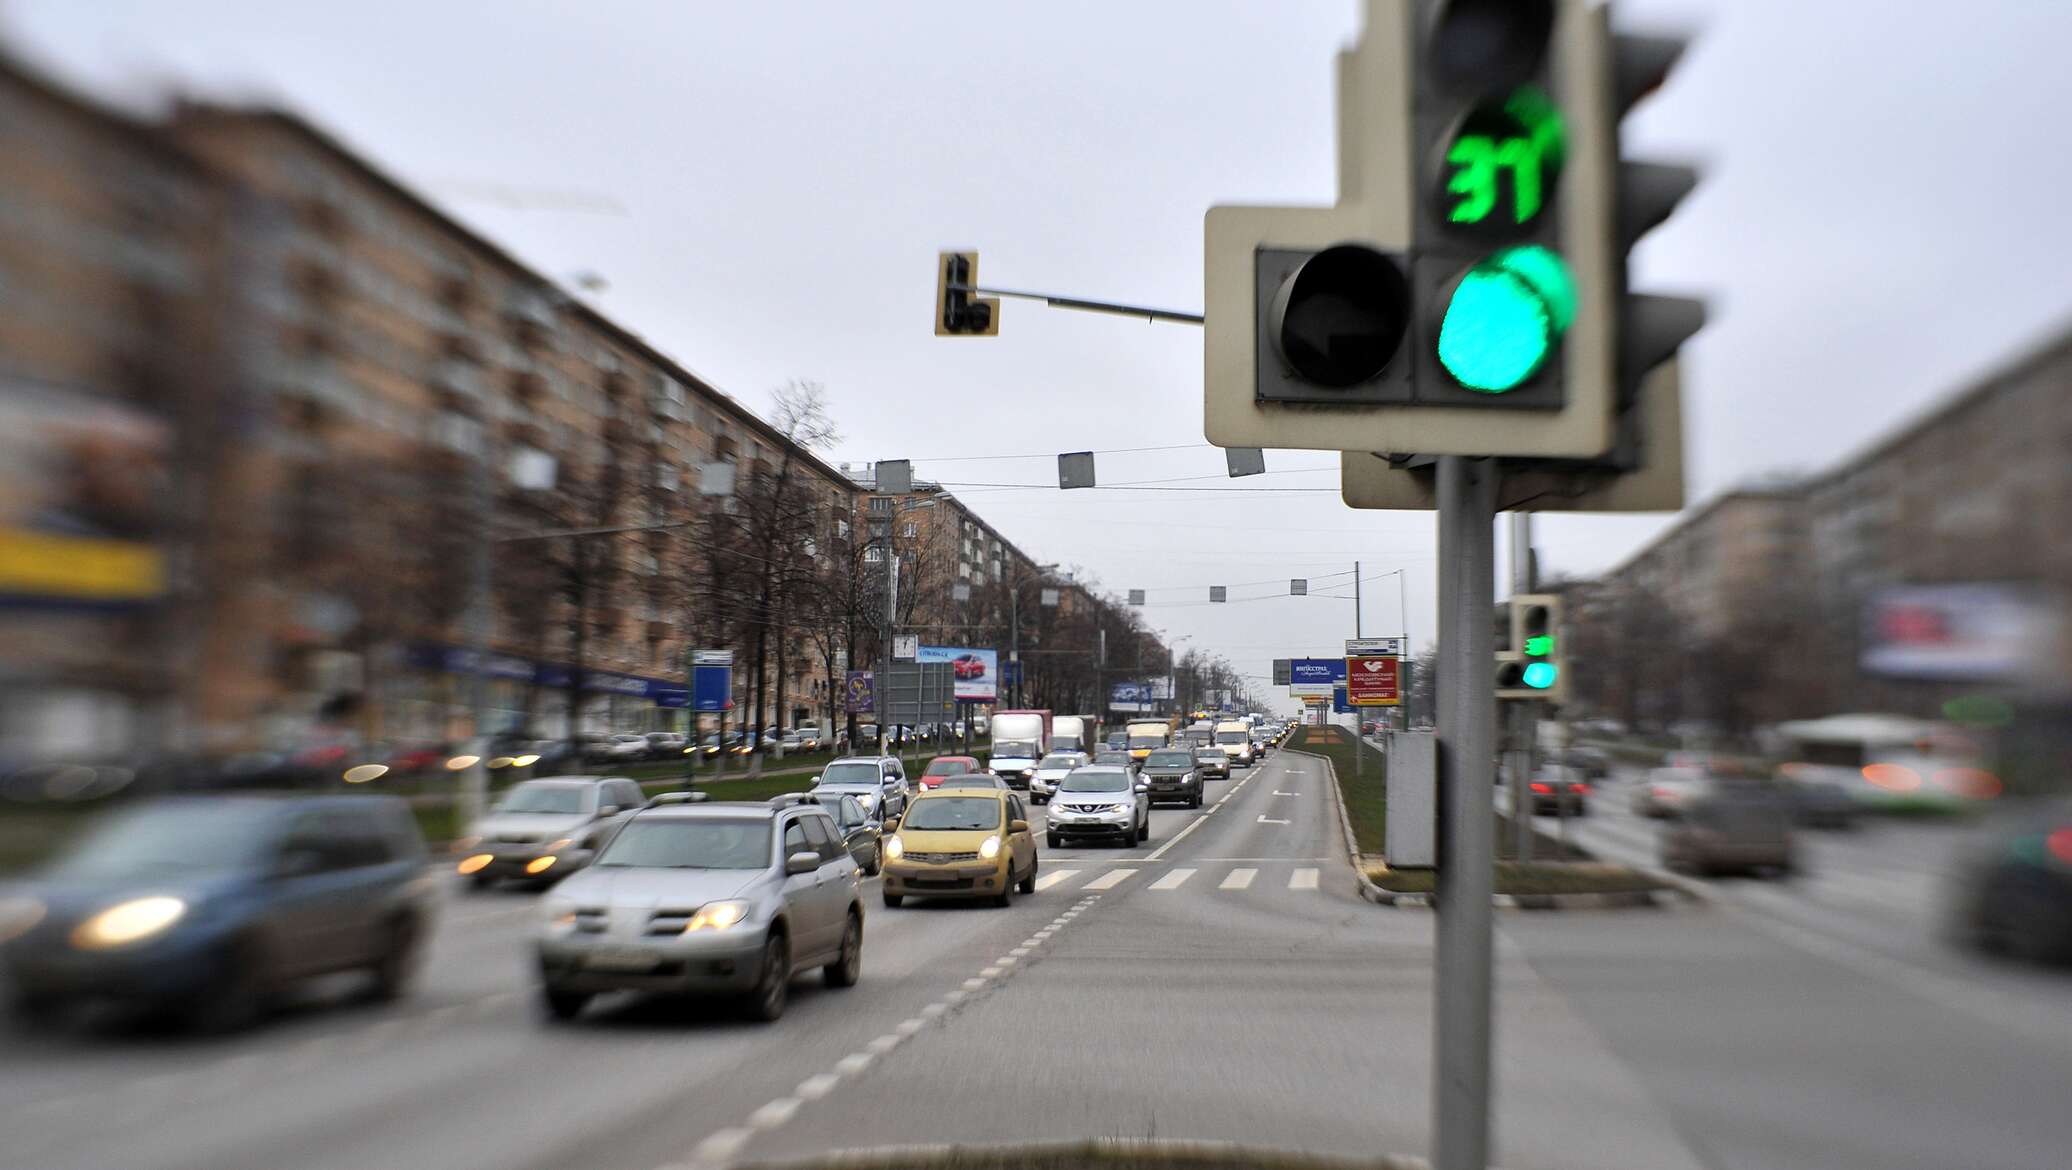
[
  {"left": 935, "top": 251, "right": 998, "bottom": 336},
  {"left": 1496, "top": 593, "right": 1566, "bottom": 701}
]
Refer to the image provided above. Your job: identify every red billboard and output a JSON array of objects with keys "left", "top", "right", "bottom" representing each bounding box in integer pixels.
[{"left": 1344, "top": 655, "right": 1401, "bottom": 706}]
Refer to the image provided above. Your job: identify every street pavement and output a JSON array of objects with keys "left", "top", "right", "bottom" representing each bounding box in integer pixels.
[{"left": 3, "top": 750, "right": 2068, "bottom": 1170}]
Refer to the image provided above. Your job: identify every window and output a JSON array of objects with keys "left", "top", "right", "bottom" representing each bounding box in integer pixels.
[
  {"left": 902, "top": 523, "right": 918, "bottom": 538},
  {"left": 869, "top": 496, "right": 893, "bottom": 514},
  {"left": 801, "top": 815, "right": 842, "bottom": 863},
  {"left": 783, "top": 820, "right": 810, "bottom": 860}
]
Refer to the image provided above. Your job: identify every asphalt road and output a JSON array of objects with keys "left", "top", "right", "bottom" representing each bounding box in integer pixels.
[{"left": 3, "top": 749, "right": 2069, "bottom": 1170}]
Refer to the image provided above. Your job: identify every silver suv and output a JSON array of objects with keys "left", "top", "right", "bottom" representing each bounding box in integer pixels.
[
  {"left": 1045, "top": 766, "right": 1151, "bottom": 848},
  {"left": 455, "top": 776, "right": 645, "bottom": 888},
  {"left": 535, "top": 798, "right": 864, "bottom": 1022},
  {"left": 815, "top": 756, "right": 910, "bottom": 821}
]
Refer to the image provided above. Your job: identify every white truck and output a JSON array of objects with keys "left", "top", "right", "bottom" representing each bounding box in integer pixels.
[
  {"left": 1049, "top": 714, "right": 1094, "bottom": 754},
  {"left": 987, "top": 709, "right": 1051, "bottom": 789}
]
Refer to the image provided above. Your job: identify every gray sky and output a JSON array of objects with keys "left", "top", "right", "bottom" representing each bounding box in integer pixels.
[{"left": 11, "top": 0, "right": 2068, "bottom": 714}]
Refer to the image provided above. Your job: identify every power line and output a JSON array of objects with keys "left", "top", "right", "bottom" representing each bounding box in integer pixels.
[{"left": 837, "top": 442, "right": 1212, "bottom": 465}]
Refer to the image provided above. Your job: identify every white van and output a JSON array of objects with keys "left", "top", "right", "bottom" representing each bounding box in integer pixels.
[{"left": 1214, "top": 721, "right": 1255, "bottom": 766}]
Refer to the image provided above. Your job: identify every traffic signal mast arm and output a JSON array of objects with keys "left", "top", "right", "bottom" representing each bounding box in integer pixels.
[{"left": 944, "top": 275, "right": 1204, "bottom": 326}]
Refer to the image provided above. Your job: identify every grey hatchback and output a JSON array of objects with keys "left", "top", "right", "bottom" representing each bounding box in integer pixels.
[{"left": 535, "top": 799, "right": 863, "bottom": 1022}]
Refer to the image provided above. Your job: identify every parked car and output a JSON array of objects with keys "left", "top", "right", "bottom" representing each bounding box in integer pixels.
[
  {"left": 453, "top": 776, "right": 646, "bottom": 888},
  {"left": 586, "top": 734, "right": 651, "bottom": 764},
  {"left": 697, "top": 731, "right": 744, "bottom": 757},
  {"left": 814, "top": 757, "right": 910, "bottom": 821},
  {"left": 0, "top": 794, "right": 434, "bottom": 1030},
  {"left": 919, "top": 756, "right": 982, "bottom": 789},
  {"left": 1946, "top": 797, "right": 2072, "bottom": 965},
  {"left": 880, "top": 786, "right": 1037, "bottom": 908},
  {"left": 536, "top": 797, "right": 863, "bottom": 1022},
  {"left": 1659, "top": 786, "right": 1797, "bottom": 877},
  {"left": 1527, "top": 767, "right": 1590, "bottom": 816},
  {"left": 643, "top": 731, "right": 689, "bottom": 758},
  {"left": 1193, "top": 747, "right": 1231, "bottom": 780},
  {"left": 1028, "top": 751, "right": 1089, "bottom": 804},
  {"left": 1138, "top": 748, "right": 1206, "bottom": 808},
  {"left": 1632, "top": 766, "right": 1708, "bottom": 818},
  {"left": 1045, "top": 766, "right": 1150, "bottom": 848}
]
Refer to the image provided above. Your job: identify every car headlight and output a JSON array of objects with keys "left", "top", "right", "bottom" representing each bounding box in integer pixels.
[
  {"left": 884, "top": 835, "right": 904, "bottom": 860},
  {"left": 71, "top": 896, "right": 186, "bottom": 950},
  {"left": 685, "top": 900, "right": 750, "bottom": 933},
  {"left": 1107, "top": 803, "right": 1132, "bottom": 814},
  {"left": 1019, "top": 768, "right": 1035, "bottom": 778},
  {"left": 978, "top": 835, "right": 1001, "bottom": 860}
]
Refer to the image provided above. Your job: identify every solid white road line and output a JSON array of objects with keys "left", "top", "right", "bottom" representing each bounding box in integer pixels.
[
  {"left": 1150, "top": 868, "right": 1197, "bottom": 890},
  {"left": 1144, "top": 811, "right": 1211, "bottom": 860},
  {"left": 1272, "top": 790, "right": 1300, "bottom": 796},
  {"left": 1290, "top": 867, "right": 1319, "bottom": 890},
  {"left": 1258, "top": 815, "right": 1291, "bottom": 825},
  {"left": 1220, "top": 868, "right": 1257, "bottom": 890},
  {"left": 1083, "top": 868, "right": 1136, "bottom": 890},
  {"left": 1034, "top": 869, "right": 1078, "bottom": 891}
]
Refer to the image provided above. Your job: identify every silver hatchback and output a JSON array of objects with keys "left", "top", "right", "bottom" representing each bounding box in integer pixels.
[{"left": 535, "top": 799, "right": 864, "bottom": 1022}]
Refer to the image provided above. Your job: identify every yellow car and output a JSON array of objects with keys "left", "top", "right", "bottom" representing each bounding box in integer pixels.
[{"left": 880, "top": 786, "right": 1038, "bottom": 908}]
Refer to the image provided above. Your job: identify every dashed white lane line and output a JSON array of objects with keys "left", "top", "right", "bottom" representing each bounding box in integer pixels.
[
  {"left": 978, "top": 966, "right": 1004, "bottom": 978},
  {"left": 1009, "top": 946, "right": 1030, "bottom": 957},
  {"left": 866, "top": 1033, "right": 903, "bottom": 1055},
  {"left": 1034, "top": 869, "right": 1079, "bottom": 891},
  {"left": 1150, "top": 868, "right": 1197, "bottom": 890},
  {"left": 835, "top": 1053, "right": 875, "bottom": 1074},
  {"left": 747, "top": 1097, "right": 801, "bottom": 1129},
  {"left": 919, "top": 1003, "right": 948, "bottom": 1019},
  {"left": 690, "top": 1127, "right": 754, "bottom": 1165},
  {"left": 1220, "top": 867, "right": 1258, "bottom": 890},
  {"left": 995, "top": 955, "right": 1019, "bottom": 966},
  {"left": 896, "top": 1017, "right": 927, "bottom": 1035},
  {"left": 1084, "top": 868, "right": 1136, "bottom": 890},
  {"left": 962, "top": 977, "right": 988, "bottom": 990},
  {"left": 795, "top": 1074, "right": 840, "bottom": 1101},
  {"left": 1291, "top": 867, "right": 1320, "bottom": 890}
]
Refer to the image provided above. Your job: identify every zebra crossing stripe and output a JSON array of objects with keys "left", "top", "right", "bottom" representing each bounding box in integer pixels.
[
  {"left": 1290, "top": 868, "right": 1319, "bottom": 890},
  {"left": 1149, "top": 868, "right": 1197, "bottom": 890},
  {"left": 1083, "top": 868, "right": 1136, "bottom": 891},
  {"left": 1034, "top": 870, "right": 1078, "bottom": 891},
  {"left": 1219, "top": 868, "right": 1257, "bottom": 890}
]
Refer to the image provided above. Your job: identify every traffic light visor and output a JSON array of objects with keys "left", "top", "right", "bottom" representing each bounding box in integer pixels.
[{"left": 1431, "top": 0, "right": 1555, "bottom": 94}]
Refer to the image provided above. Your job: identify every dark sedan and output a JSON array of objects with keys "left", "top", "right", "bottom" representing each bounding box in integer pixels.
[{"left": 1947, "top": 797, "right": 2072, "bottom": 965}]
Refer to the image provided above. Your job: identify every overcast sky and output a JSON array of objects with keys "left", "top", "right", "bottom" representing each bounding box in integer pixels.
[{"left": 11, "top": 0, "right": 2068, "bottom": 714}]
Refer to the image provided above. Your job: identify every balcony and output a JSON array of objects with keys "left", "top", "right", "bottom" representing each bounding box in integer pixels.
[{"left": 503, "top": 288, "right": 559, "bottom": 348}]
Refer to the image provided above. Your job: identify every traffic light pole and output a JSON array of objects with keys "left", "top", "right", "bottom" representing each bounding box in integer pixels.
[
  {"left": 1507, "top": 511, "right": 1535, "bottom": 862},
  {"left": 1433, "top": 455, "right": 1497, "bottom": 1170}
]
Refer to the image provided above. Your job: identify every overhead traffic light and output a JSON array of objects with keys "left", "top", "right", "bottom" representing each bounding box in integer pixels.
[
  {"left": 1495, "top": 593, "right": 1565, "bottom": 701},
  {"left": 935, "top": 251, "right": 998, "bottom": 336}
]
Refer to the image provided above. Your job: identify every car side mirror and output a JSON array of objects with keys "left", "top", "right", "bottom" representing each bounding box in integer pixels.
[
  {"left": 785, "top": 851, "right": 820, "bottom": 876},
  {"left": 1010, "top": 819, "right": 1030, "bottom": 834},
  {"left": 598, "top": 805, "right": 621, "bottom": 818},
  {"left": 273, "top": 848, "right": 323, "bottom": 879}
]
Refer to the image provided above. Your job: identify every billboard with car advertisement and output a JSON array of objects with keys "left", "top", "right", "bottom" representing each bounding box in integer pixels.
[{"left": 918, "top": 645, "right": 998, "bottom": 701}]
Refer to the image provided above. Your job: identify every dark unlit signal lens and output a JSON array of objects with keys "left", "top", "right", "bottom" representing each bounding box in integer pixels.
[{"left": 1268, "top": 244, "right": 1410, "bottom": 388}]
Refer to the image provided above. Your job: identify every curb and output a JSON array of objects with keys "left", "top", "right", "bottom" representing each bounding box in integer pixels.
[
  {"left": 1299, "top": 742, "right": 1702, "bottom": 911},
  {"left": 737, "top": 1138, "right": 1433, "bottom": 1170}
]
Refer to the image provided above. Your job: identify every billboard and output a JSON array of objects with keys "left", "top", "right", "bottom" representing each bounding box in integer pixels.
[
  {"left": 843, "top": 671, "right": 874, "bottom": 714},
  {"left": 1861, "top": 583, "right": 2062, "bottom": 682},
  {"left": 1345, "top": 655, "right": 1402, "bottom": 706},
  {"left": 918, "top": 645, "right": 998, "bottom": 701},
  {"left": 1288, "top": 657, "right": 1347, "bottom": 698},
  {"left": 1110, "top": 680, "right": 1158, "bottom": 713}
]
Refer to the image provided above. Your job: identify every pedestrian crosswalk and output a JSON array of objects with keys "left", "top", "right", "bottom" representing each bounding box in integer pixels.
[{"left": 1027, "top": 864, "right": 1326, "bottom": 895}]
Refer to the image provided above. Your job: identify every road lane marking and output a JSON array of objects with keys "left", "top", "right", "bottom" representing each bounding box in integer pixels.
[
  {"left": 996, "top": 955, "right": 1018, "bottom": 966},
  {"left": 1150, "top": 868, "right": 1197, "bottom": 890},
  {"left": 691, "top": 1127, "right": 754, "bottom": 1165},
  {"left": 795, "top": 1074, "right": 839, "bottom": 1100},
  {"left": 1290, "top": 867, "right": 1320, "bottom": 890},
  {"left": 867, "top": 1033, "right": 903, "bottom": 1054},
  {"left": 1144, "top": 811, "right": 1211, "bottom": 860},
  {"left": 918, "top": 1003, "right": 948, "bottom": 1020},
  {"left": 979, "top": 966, "right": 1003, "bottom": 978},
  {"left": 748, "top": 1097, "right": 801, "bottom": 1129},
  {"left": 1034, "top": 869, "right": 1078, "bottom": 890},
  {"left": 836, "top": 1052, "right": 875, "bottom": 1073},
  {"left": 1258, "top": 815, "right": 1291, "bottom": 825},
  {"left": 962, "top": 977, "right": 988, "bottom": 989},
  {"left": 1220, "top": 868, "right": 1257, "bottom": 890},
  {"left": 897, "top": 1017, "right": 927, "bottom": 1034},
  {"left": 1084, "top": 868, "right": 1136, "bottom": 890}
]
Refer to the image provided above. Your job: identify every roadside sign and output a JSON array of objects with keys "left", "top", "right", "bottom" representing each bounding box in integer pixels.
[
  {"left": 1272, "top": 658, "right": 1292, "bottom": 686},
  {"left": 1346, "top": 636, "right": 1405, "bottom": 656},
  {"left": 1288, "top": 657, "right": 1346, "bottom": 697},
  {"left": 1345, "top": 654, "right": 1401, "bottom": 706},
  {"left": 843, "top": 671, "right": 875, "bottom": 714},
  {"left": 693, "top": 649, "right": 734, "bottom": 666},
  {"left": 893, "top": 634, "right": 919, "bottom": 661}
]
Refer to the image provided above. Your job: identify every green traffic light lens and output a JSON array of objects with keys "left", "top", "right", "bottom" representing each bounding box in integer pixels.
[
  {"left": 1436, "top": 246, "right": 1574, "bottom": 393},
  {"left": 1521, "top": 662, "right": 1558, "bottom": 689}
]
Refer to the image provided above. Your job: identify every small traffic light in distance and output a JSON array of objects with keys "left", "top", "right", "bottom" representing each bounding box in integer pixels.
[
  {"left": 935, "top": 251, "right": 998, "bottom": 336},
  {"left": 1496, "top": 593, "right": 1566, "bottom": 701}
]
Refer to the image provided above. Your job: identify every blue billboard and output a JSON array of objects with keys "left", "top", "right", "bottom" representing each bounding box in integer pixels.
[
  {"left": 917, "top": 645, "right": 998, "bottom": 702},
  {"left": 1289, "top": 658, "right": 1348, "bottom": 695}
]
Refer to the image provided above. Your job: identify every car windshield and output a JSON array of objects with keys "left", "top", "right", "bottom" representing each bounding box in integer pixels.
[
  {"left": 42, "top": 801, "right": 271, "bottom": 880},
  {"left": 923, "top": 760, "right": 971, "bottom": 775},
  {"left": 813, "top": 779, "right": 876, "bottom": 793},
  {"left": 595, "top": 818, "right": 770, "bottom": 869},
  {"left": 1197, "top": 750, "right": 1225, "bottom": 762},
  {"left": 901, "top": 797, "right": 1001, "bottom": 831},
  {"left": 1215, "top": 731, "right": 1247, "bottom": 744},
  {"left": 1062, "top": 770, "right": 1132, "bottom": 793},
  {"left": 1147, "top": 750, "right": 1195, "bottom": 767},
  {"left": 495, "top": 784, "right": 591, "bottom": 815},
  {"left": 1128, "top": 736, "right": 1164, "bottom": 750},
  {"left": 1038, "top": 754, "right": 1078, "bottom": 769},
  {"left": 821, "top": 762, "right": 882, "bottom": 783}
]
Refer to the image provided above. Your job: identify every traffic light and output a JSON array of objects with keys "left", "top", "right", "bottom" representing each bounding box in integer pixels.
[
  {"left": 1495, "top": 593, "right": 1566, "bottom": 701},
  {"left": 1411, "top": 0, "right": 1571, "bottom": 408},
  {"left": 935, "top": 251, "right": 998, "bottom": 336},
  {"left": 1340, "top": 0, "right": 1704, "bottom": 512}
]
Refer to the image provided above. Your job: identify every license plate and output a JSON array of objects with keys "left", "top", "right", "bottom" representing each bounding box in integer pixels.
[{"left": 586, "top": 947, "right": 659, "bottom": 973}]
